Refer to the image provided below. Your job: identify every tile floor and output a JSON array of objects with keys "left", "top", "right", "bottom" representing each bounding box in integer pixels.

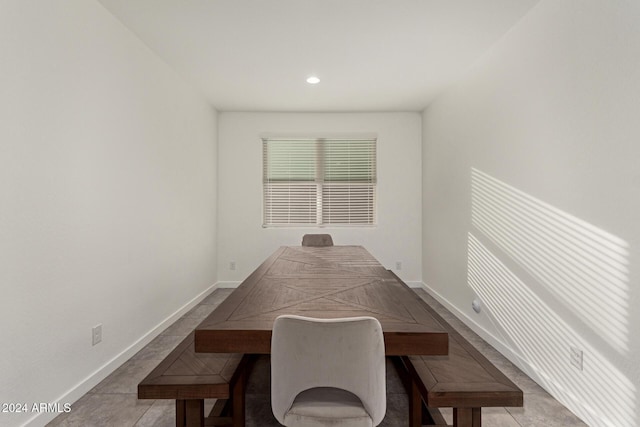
[{"left": 48, "top": 288, "right": 588, "bottom": 426}]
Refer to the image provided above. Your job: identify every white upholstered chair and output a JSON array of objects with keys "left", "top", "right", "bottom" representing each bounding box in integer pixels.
[{"left": 271, "top": 315, "right": 386, "bottom": 427}]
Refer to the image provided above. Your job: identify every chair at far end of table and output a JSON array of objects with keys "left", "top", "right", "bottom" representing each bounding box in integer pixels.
[{"left": 301, "top": 234, "right": 334, "bottom": 247}]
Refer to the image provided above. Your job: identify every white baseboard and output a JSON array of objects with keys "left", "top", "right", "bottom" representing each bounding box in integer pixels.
[
  {"left": 25, "top": 282, "right": 220, "bottom": 427},
  {"left": 418, "top": 282, "right": 531, "bottom": 370},
  {"left": 419, "top": 282, "right": 562, "bottom": 385},
  {"left": 216, "top": 281, "right": 241, "bottom": 288},
  {"left": 402, "top": 280, "right": 424, "bottom": 288},
  {"left": 418, "top": 282, "right": 599, "bottom": 427}
]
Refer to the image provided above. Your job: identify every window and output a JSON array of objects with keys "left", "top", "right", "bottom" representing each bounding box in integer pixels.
[{"left": 263, "top": 138, "right": 376, "bottom": 227}]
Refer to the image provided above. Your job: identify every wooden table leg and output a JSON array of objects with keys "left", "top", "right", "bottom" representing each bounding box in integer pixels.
[
  {"left": 232, "top": 368, "right": 246, "bottom": 427},
  {"left": 230, "top": 354, "right": 257, "bottom": 427},
  {"left": 176, "top": 400, "right": 186, "bottom": 427},
  {"left": 453, "top": 407, "right": 481, "bottom": 427},
  {"left": 409, "top": 380, "right": 422, "bottom": 427}
]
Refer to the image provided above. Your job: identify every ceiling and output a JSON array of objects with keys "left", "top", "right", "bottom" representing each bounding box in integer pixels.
[{"left": 97, "top": 0, "right": 540, "bottom": 112}]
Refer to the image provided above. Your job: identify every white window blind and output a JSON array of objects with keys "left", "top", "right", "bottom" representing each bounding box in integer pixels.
[{"left": 263, "top": 138, "right": 376, "bottom": 227}]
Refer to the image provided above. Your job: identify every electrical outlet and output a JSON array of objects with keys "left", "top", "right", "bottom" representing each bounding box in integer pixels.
[
  {"left": 229, "top": 261, "right": 236, "bottom": 271},
  {"left": 472, "top": 298, "right": 482, "bottom": 313},
  {"left": 395, "top": 261, "right": 402, "bottom": 270},
  {"left": 570, "top": 346, "right": 583, "bottom": 371},
  {"left": 92, "top": 324, "right": 102, "bottom": 346}
]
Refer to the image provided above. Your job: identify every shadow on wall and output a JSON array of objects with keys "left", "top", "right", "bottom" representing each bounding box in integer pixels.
[
  {"left": 467, "top": 169, "right": 635, "bottom": 427},
  {"left": 471, "top": 168, "right": 630, "bottom": 354}
]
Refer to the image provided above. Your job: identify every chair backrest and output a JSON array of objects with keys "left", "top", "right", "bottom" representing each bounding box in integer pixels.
[
  {"left": 301, "top": 234, "right": 334, "bottom": 247},
  {"left": 271, "top": 315, "right": 386, "bottom": 425}
]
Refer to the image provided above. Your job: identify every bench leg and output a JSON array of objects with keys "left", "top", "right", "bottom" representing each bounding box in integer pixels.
[
  {"left": 453, "top": 407, "right": 481, "bottom": 427},
  {"left": 176, "top": 399, "right": 204, "bottom": 427}
]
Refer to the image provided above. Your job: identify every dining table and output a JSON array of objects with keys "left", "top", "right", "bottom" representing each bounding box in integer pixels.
[{"left": 195, "top": 245, "right": 448, "bottom": 356}]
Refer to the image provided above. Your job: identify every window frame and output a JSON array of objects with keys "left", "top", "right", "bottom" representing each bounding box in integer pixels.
[{"left": 262, "top": 137, "right": 377, "bottom": 228}]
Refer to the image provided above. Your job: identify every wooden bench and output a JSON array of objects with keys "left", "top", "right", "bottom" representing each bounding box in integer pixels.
[
  {"left": 389, "top": 273, "right": 523, "bottom": 427},
  {"left": 138, "top": 332, "right": 255, "bottom": 427}
]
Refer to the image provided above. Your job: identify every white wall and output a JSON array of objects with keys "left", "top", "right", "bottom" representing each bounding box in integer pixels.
[
  {"left": 0, "top": 2, "right": 218, "bottom": 426},
  {"left": 422, "top": 1, "right": 640, "bottom": 426},
  {"left": 218, "top": 112, "right": 422, "bottom": 283}
]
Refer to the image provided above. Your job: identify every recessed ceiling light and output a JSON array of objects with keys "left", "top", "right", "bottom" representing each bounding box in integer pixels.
[{"left": 306, "top": 76, "right": 320, "bottom": 84}]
